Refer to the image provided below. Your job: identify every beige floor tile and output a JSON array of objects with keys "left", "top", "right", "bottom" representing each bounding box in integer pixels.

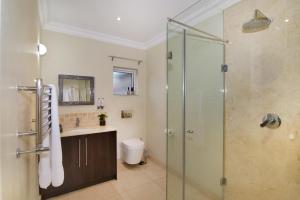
[
  {"left": 154, "top": 177, "right": 167, "bottom": 190},
  {"left": 118, "top": 192, "right": 132, "bottom": 200},
  {"left": 122, "top": 181, "right": 165, "bottom": 200},
  {"left": 117, "top": 160, "right": 128, "bottom": 172},
  {"left": 143, "top": 164, "right": 166, "bottom": 180},
  {"left": 51, "top": 159, "right": 166, "bottom": 200},
  {"left": 49, "top": 190, "right": 83, "bottom": 200},
  {"left": 185, "top": 184, "right": 214, "bottom": 200},
  {"left": 50, "top": 182, "right": 123, "bottom": 200},
  {"left": 80, "top": 182, "right": 123, "bottom": 199},
  {"left": 111, "top": 170, "right": 152, "bottom": 193}
]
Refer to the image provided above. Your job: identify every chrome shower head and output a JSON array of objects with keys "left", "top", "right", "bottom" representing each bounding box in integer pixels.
[{"left": 243, "top": 9, "right": 272, "bottom": 33}]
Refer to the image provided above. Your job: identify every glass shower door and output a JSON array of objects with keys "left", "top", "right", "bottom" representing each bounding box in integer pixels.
[
  {"left": 184, "top": 30, "right": 225, "bottom": 200},
  {"left": 167, "top": 17, "right": 225, "bottom": 200},
  {"left": 166, "top": 22, "right": 184, "bottom": 200}
]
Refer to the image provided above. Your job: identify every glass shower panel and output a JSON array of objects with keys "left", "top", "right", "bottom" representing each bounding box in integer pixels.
[
  {"left": 184, "top": 33, "right": 225, "bottom": 200},
  {"left": 166, "top": 22, "right": 184, "bottom": 200}
]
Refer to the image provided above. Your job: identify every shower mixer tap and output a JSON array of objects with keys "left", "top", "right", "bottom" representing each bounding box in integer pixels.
[{"left": 260, "top": 113, "right": 281, "bottom": 129}]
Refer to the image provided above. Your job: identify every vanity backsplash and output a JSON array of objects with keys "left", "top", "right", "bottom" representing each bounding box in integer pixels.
[{"left": 59, "top": 112, "right": 99, "bottom": 130}]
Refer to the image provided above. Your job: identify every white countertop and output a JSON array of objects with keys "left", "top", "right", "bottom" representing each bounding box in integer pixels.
[{"left": 61, "top": 126, "right": 117, "bottom": 137}]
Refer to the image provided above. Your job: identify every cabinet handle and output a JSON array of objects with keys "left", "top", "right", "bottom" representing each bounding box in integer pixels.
[
  {"left": 85, "top": 137, "right": 88, "bottom": 166},
  {"left": 78, "top": 139, "right": 81, "bottom": 168}
]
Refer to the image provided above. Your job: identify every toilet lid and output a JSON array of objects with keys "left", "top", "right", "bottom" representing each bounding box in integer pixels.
[{"left": 122, "top": 138, "right": 144, "bottom": 149}]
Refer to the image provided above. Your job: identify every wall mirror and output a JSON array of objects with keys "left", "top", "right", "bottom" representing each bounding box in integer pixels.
[{"left": 58, "top": 74, "right": 95, "bottom": 105}]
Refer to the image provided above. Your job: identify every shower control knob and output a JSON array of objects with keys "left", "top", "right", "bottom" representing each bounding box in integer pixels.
[{"left": 260, "top": 113, "right": 281, "bottom": 129}]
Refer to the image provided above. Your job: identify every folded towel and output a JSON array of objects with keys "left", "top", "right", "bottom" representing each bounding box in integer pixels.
[{"left": 49, "top": 84, "right": 64, "bottom": 187}]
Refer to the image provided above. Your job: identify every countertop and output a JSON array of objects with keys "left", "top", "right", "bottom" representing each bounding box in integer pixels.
[{"left": 61, "top": 126, "right": 117, "bottom": 137}]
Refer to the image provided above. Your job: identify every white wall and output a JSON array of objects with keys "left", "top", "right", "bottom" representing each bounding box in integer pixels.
[
  {"left": 0, "top": 0, "right": 40, "bottom": 199},
  {"left": 41, "top": 30, "right": 147, "bottom": 159},
  {"left": 146, "top": 43, "right": 167, "bottom": 165}
]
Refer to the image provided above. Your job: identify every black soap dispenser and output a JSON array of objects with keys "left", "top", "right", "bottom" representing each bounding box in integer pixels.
[{"left": 127, "top": 87, "right": 130, "bottom": 95}]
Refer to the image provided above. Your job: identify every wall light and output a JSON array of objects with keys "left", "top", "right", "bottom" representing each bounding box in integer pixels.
[{"left": 38, "top": 43, "right": 47, "bottom": 56}]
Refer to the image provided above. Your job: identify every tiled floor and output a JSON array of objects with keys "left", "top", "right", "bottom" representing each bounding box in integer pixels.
[{"left": 50, "top": 159, "right": 166, "bottom": 200}]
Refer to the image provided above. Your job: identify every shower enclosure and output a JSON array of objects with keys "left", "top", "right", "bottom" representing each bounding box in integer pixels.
[
  {"left": 167, "top": 0, "right": 300, "bottom": 199},
  {"left": 167, "top": 13, "right": 226, "bottom": 200}
]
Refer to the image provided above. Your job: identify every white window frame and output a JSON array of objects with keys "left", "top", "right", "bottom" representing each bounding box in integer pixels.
[{"left": 113, "top": 66, "right": 138, "bottom": 95}]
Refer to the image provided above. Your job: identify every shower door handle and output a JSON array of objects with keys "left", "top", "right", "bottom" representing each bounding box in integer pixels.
[
  {"left": 186, "top": 130, "right": 194, "bottom": 134},
  {"left": 166, "top": 129, "right": 175, "bottom": 136}
]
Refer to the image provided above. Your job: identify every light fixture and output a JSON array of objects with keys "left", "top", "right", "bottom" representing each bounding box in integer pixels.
[
  {"left": 38, "top": 43, "right": 47, "bottom": 56},
  {"left": 285, "top": 18, "right": 290, "bottom": 23},
  {"left": 117, "top": 16, "right": 121, "bottom": 21}
]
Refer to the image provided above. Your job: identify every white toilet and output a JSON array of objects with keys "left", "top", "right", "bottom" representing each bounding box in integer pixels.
[{"left": 121, "top": 138, "right": 144, "bottom": 165}]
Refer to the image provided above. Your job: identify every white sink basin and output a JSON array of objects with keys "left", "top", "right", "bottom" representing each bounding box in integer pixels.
[{"left": 69, "top": 128, "right": 100, "bottom": 134}]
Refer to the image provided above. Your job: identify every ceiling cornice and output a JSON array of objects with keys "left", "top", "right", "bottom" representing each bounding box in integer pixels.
[
  {"left": 38, "top": 0, "right": 240, "bottom": 50},
  {"left": 181, "top": 0, "right": 241, "bottom": 26},
  {"left": 44, "top": 22, "right": 147, "bottom": 49}
]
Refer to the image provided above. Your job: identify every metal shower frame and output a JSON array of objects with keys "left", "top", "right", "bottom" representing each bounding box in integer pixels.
[{"left": 166, "top": 16, "right": 228, "bottom": 200}]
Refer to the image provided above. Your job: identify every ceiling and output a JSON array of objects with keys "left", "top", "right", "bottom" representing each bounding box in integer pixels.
[{"left": 39, "top": 0, "right": 239, "bottom": 49}]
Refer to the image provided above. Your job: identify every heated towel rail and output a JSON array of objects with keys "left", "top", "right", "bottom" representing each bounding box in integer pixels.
[{"left": 16, "top": 78, "right": 51, "bottom": 158}]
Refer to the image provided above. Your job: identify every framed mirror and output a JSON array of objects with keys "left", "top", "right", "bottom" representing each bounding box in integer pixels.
[{"left": 58, "top": 74, "right": 95, "bottom": 105}]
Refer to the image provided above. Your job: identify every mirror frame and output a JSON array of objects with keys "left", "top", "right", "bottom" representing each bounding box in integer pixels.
[{"left": 58, "top": 74, "right": 95, "bottom": 106}]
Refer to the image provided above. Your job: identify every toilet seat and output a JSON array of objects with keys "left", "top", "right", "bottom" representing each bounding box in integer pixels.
[{"left": 122, "top": 138, "right": 144, "bottom": 150}]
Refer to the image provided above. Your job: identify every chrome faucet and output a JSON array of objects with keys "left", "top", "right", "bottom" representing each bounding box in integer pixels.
[{"left": 75, "top": 117, "right": 80, "bottom": 128}]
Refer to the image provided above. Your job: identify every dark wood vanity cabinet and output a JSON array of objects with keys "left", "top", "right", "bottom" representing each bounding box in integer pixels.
[
  {"left": 83, "top": 133, "right": 117, "bottom": 183},
  {"left": 40, "top": 131, "right": 117, "bottom": 200}
]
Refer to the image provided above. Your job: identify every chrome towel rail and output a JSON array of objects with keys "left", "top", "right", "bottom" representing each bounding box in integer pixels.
[
  {"left": 16, "top": 147, "right": 50, "bottom": 158},
  {"left": 17, "top": 86, "right": 37, "bottom": 92},
  {"left": 17, "top": 131, "right": 38, "bottom": 137},
  {"left": 42, "top": 121, "right": 52, "bottom": 127},
  {"left": 16, "top": 78, "right": 52, "bottom": 158}
]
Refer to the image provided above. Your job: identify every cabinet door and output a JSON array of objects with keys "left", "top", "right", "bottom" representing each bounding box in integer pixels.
[
  {"left": 68, "top": 136, "right": 85, "bottom": 188},
  {"left": 82, "top": 131, "right": 117, "bottom": 184},
  {"left": 40, "top": 136, "right": 84, "bottom": 198}
]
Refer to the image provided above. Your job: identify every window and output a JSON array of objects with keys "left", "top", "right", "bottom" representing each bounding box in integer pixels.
[{"left": 113, "top": 67, "right": 137, "bottom": 96}]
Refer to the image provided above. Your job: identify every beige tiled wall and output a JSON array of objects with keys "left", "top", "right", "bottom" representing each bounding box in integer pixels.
[
  {"left": 224, "top": 0, "right": 300, "bottom": 199},
  {"left": 59, "top": 112, "right": 99, "bottom": 130}
]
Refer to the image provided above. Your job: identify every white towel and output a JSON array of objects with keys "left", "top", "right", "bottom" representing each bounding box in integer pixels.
[
  {"left": 63, "top": 88, "right": 70, "bottom": 102},
  {"left": 49, "top": 84, "right": 64, "bottom": 187},
  {"left": 38, "top": 85, "right": 64, "bottom": 188},
  {"left": 38, "top": 131, "right": 51, "bottom": 189}
]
